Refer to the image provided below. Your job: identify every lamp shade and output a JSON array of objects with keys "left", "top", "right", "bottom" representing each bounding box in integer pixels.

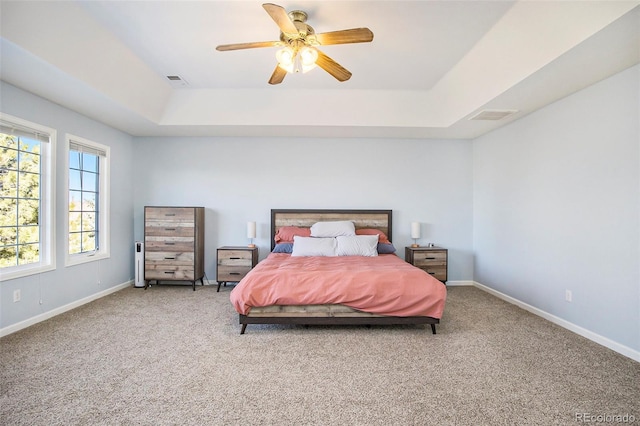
[
  {"left": 411, "top": 222, "right": 421, "bottom": 239},
  {"left": 247, "top": 221, "right": 256, "bottom": 239}
]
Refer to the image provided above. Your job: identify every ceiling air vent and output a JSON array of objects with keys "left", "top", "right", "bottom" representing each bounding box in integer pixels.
[
  {"left": 468, "top": 109, "right": 518, "bottom": 121},
  {"left": 166, "top": 75, "right": 189, "bottom": 88}
]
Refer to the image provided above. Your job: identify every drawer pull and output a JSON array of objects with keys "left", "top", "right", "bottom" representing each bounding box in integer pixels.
[
  {"left": 425, "top": 257, "right": 436, "bottom": 260},
  {"left": 165, "top": 242, "right": 175, "bottom": 245},
  {"left": 428, "top": 272, "right": 436, "bottom": 275},
  {"left": 164, "top": 257, "right": 176, "bottom": 260},
  {"left": 229, "top": 257, "right": 241, "bottom": 260},
  {"left": 230, "top": 272, "right": 240, "bottom": 275},
  {"left": 164, "top": 271, "right": 174, "bottom": 274},
  {"left": 165, "top": 228, "right": 176, "bottom": 231},
  {"left": 165, "top": 213, "right": 176, "bottom": 216}
]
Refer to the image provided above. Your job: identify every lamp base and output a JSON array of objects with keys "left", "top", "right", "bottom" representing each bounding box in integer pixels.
[
  {"left": 248, "top": 244, "right": 256, "bottom": 248},
  {"left": 411, "top": 243, "right": 420, "bottom": 248}
]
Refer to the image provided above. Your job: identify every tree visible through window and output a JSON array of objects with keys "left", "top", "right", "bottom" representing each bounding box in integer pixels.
[
  {"left": 66, "top": 135, "right": 108, "bottom": 265},
  {"left": 0, "top": 133, "right": 41, "bottom": 267},
  {"left": 68, "top": 146, "right": 99, "bottom": 255}
]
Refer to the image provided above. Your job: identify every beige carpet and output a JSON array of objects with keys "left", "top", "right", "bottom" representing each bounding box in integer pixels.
[{"left": 1, "top": 285, "right": 638, "bottom": 425}]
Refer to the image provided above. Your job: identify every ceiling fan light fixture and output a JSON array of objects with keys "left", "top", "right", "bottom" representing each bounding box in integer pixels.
[
  {"left": 276, "top": 46, "right": 295, "bottom": 73},
  {"left": 276, "top": 45, "right": 318, "bottom": 74},
  {"left": 217, "top": 3, "right": 373, "bottom": 84},
  {"left": 276, "top": 47, "right": 295, "bottom": 65},
  {"left": 299, "top": 47, "right": 318, "bottom": 73}
]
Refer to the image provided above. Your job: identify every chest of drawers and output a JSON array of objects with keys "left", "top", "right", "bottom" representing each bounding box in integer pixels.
[{"left": 144, "top": 206, "right": 205, "bottom": 290}]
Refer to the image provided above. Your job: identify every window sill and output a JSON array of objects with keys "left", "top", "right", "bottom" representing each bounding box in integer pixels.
[
  {"left": 65, "top": 251, "right": 110, "bottom": 268},
  {"left": 0, "top": 263, "right": 56, "bottom": 282}
]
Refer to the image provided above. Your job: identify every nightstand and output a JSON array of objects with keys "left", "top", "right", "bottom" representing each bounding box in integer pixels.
[
  {"left": 405, "top": 246, "right": 448, "bottom": 283},
  {"left": 216, "top": 246, "right": 259, "bottom": 292}
]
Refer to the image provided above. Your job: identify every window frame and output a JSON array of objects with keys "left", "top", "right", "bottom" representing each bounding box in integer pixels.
[
  {"left": 65, "top": 134, "right": 110, "bottom": 267},
  {"left": 0, "top": 113, "right": 56, "bottom": 281}
]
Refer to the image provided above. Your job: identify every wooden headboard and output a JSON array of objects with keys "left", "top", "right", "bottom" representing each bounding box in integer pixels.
[{"left": 270, "top": 209, "right": 392, "bottom": 250}]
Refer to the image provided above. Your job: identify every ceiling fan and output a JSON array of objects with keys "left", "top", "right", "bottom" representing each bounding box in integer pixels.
[{"left": 216, "top": 3, "right": 374, "bottom": 85}]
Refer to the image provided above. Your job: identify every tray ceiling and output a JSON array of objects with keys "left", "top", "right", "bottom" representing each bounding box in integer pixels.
[{"left": 1, "top": 1, "right": 638, "bottom": 139}]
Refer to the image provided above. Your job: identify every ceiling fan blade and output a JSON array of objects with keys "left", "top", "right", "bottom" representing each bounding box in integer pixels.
[
  {"left": 263, "top": 3, "right": 298, "bottom": 35},
  {"left": 269, "top": 65, "right": 287, "bottom": 85},
  {"left": 315, "top": 49, "right": 352, "bottom": 82},
  {"left": 315, "top": 28, "right": 374, "bottom": 45},
  {"left": 216, "top": 41, "right": 279, "bottom": 51}
]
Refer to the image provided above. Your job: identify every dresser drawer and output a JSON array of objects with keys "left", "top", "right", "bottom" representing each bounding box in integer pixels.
[
  {"left": 145, "top": 225, "right": 195, "bottom": 238},
  {"left": 217, "top": 265, "right": 252, "bottom": 282},
  {"left": 145, "top": 207, "right": 196, "bottom": 222},
  {"left": 144, "top": 236, "right": 195, "bottom": 252},
  {"left": 145, "top": 251, "right": 195, "bottom": 265},
  {"left": 145, "top": 267, "right": 195, "bottom": 281}
]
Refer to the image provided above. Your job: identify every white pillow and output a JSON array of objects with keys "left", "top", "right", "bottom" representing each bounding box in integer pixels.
[
  {"left": 310, "top": 221, "right": 356, "bottom": 237},
  {"left": 291, "top": 236, "right": 337, "bottom": 257},
  {"left": 335, "top": 235, "right": 379, "bottom": 257}
]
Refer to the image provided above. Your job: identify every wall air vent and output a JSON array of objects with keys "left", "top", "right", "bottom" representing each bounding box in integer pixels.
[
  {"left": 468, "top": 109, "right": 518, "bottom": 121},
  {"left": 166, "top": 75, "right": 189, "bottom": 88}
]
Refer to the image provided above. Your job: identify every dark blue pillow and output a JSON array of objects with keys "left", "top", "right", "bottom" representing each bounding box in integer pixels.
[
  {"left": 377, "top": 243, "right": 396, "bottom": 254},
  {"left": 272, "top": 243, "right": 294, "bottom": 253}
]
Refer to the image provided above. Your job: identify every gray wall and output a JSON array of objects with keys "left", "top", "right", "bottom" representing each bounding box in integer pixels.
[
  {"left": 473, "top": 65, "right": 639, "bottom": 352},
  {"left": 0, "top": 82, "right": 135, "bottom": 331},
  {"left": 132, "top": 137, "right": 475, "bottom": 283},
  {"left": 2, "top": 64, "right": 638, "bottom": 358}
]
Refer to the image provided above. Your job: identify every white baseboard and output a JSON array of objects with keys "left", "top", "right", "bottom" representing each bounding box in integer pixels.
[
  {"left": 472, "top": 281, "right": 640, "bottom": 363},
  {"left": 0, "top": 281, "right": 132, "bottom": 338},
  {"left": 445, "top": 280, "right": 474, "bottom": 287}
]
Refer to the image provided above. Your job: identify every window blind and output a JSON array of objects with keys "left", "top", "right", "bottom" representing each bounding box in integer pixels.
[
  {"left": 69, "top": 140, "right": 107, "bottom": 157},
  {"left": 0, "top": 119, "right": 50, "bottom": 143}
]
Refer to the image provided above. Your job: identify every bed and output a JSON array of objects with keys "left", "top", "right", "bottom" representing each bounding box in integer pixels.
[{"left": 229, "top": 209, "right": 447, "bottom": 334}]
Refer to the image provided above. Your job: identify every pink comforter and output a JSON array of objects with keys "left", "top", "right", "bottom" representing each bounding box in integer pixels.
[{"left": 229, "top": 253, "right": 447, "bottom": 318}]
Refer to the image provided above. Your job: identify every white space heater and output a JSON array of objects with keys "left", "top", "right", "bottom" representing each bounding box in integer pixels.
[{"left": 134, "top": 241, "right": 145, "bottom": 288}]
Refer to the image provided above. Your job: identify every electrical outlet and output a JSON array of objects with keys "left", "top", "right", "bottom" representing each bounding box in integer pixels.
[
  {"left": 565, "top": 290, "right": 572, "bottom": 302},
  {"left": 13, "top": 289, "right": 21, "bottom": 302}
]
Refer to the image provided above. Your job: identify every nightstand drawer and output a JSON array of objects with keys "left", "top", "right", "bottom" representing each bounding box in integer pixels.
[
  {"left": 217, "top": 250, "right": 253, "bottom": 266},
  {"left": 217, "top": 265, "right": 252, "bottom": 282},
  {"left": 418, "top": 266, "right": 447, "bottom": 282},
  {"left": 413, "top": 251, "right": 447, "bottom": 263}
]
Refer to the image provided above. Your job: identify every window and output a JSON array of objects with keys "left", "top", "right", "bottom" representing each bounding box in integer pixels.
[
  {"left": 66, "top": 135, "right": 109, "bottom": 265},
  {"left": 0, "top": 113, "right": 56, "bottom": 281}
]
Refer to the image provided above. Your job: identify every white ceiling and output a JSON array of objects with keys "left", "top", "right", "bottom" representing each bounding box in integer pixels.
[{"left": 1, "top": 1, "right": 639, "bottom": 139}]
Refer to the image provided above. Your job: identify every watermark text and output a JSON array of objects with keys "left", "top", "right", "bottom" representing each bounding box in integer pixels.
[{"left": 576, "top": 413, "right": 635, "bottom": 423}]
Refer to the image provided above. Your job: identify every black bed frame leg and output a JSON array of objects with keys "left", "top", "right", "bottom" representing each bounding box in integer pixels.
[
  {"left": 240, "top": 324, "right": 247, "bottom": 335},
  {"left": 431, "top": 324, "right": 437, "bottom": 334}
]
